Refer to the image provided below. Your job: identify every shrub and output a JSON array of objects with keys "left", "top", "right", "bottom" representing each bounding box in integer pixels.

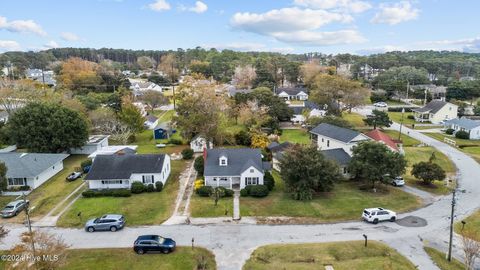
[
  {"left": 194, "top": 156, "right": 204, "bottom": 175},
  {"left": 235, "top": 130, "right": 251, "bottom": 146},
  {"left": 264, "top": 171, "right": 275, "bottom": 191},
  {"left": 244, "top": 185, "right": 253, "bottom": 195},
  {"left": 146, "top": 183, "right": 155, "bottom": 192},
  {"left": 445, "top": 128, "right": 454, "bottom": 135},
  {"left": 101, "top": 189, "right": 114, "bottom": 197},
  {"left": 112, "top": 189, "right": 131, "bottom": 197},
  {"left": 155, "top": 181, "right": 163, "bottom": 192},
  {"left": 240, "top": 188, "right": 248, "bottom": 197},
  {"left": 224, "top": 188, "right": 234, "bottom": 197},
  {"left": 182, "top": 148, "right": 194, "bottom": 160},
  {"left": 131, "top": 182, "right": 145, "bottom": 194},
  {"left": 407, "top": 115, "right": 415, "bottom": 120},
  {"left": 196, "top": 186, "right": 213, "bottom": 197},
  {"left": 82, "top": 190, "right": 95, "bottom": 198},
  {"left": 168, "top": 138, "right": 183, "bottom": 145},
  {"left": 387, "top": 107, "right": 415, "bottom": 112},
  {"left": 80, "top": 159, "right": 93, "bottom": 169},
  {"left": 19, "top": 185, "right": 30, "bottom": 191},
  {"left": 370, "top": 92, "right": 387, "bottom": 103},
  {"left": 455, "top": 130, "right": 469, "bottom": 139},
  {"left": 248, "top": 185, "right": 269, "bottom": 197}
]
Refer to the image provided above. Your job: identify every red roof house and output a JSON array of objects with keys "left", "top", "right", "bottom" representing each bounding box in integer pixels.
[{"left": 365, "top": 129, "right": 399, "bottom": 152}]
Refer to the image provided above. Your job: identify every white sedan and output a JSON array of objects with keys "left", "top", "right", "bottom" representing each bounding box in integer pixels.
[
  {"left": 373, "top": 102, "right": 388, "bottom": 107},
  {"left": 362, "top": 208, "right": 397, "bottom": 224}
]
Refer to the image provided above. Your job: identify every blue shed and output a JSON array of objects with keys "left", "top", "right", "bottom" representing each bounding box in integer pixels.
[{"left": 153, "top": 123, "right": 171, "bottom": 140}]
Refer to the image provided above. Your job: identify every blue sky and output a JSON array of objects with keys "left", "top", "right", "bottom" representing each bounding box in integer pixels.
[{"left": 1, "top": 0, "right": 479, "bottom": 55}]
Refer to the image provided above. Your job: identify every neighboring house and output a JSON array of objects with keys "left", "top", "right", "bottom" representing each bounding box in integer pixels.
[
  {"left": 365, "top": 129, "right": 400, "bottom": 152},
  {"left": 0, "top": 111, "right": 9, "bottom": 123},
  {"left": 321, "top": 148, "right": 351, "bottom": 177},
  {"left": 144, "top": 115, "right": 159, "bottom": 130},
  {"left": 190, "top": 135, "right": 213, "bottom": 153},
  {"left": 268, "top": 142, "right": 293, "bottom": 172},
  {"left": 204, "top": 148, "right": 270, "bottom": 189},
  {"left": 290, "top": 101, "right": 327, "bottom": 124},
  {"left": 226, "top": 85, "right": 253, "bottom": 97},
  {"left": 129, "top": 79, "right": 164, "bottom": 96},
  {"left": 25, "top": 69, "right": 56, "bottom": 87},
  {"left": 153, "top": 123, "right": 171, "bottom": 140},
  {"left": 0, "top": 153, "right": 69, "bottom": 190},
  {"left": 276, "top": 87, "right": 308, "bottom": 101},
  {"left": 310, "top": 123, "right": 370, "bottom": 155},
  {"left": 359, "top": 64, "right": 383, "bottom": 80},
  {"left": 85, "top": 154, "right": 171, "bottom": 190},
  {"left": 444, "top": 117, "right": 480, "bottom": 140},
  {"left": 133, "top": 102, "right": 148, "bottom": 117},
  {"left": 412, "top": 100, "right": 458, "bottom": 124},
  {"left": 70, "top": 135, "right": 109, "bottom": 155},
  {"left": 410, "top": 84, "right": 447, "bottom": 101},
  {"left": 88, "top": 145, "right": 138, "bottom": 159}
]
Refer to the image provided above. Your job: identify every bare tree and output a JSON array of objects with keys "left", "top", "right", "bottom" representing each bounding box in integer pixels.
[
  {"left": 233, "top": 65, "right": 256, "bottom": 89},
  {"left": 461, "top": 229, "right": 480, "bottom": 270},
  {"left": 0, "top": 225, "right": 8, "bottom": 242},
  {"left": 89, "top": 108, "right": 134, "bottom": 144},
  {"left": 139, "top": 90, "right": 168, "bottom": 112}
]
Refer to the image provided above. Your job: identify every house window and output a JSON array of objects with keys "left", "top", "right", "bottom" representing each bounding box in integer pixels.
[
  {"left": 101, "top": 180, "right": 123, "bottom": 185},
  {"left": 221, "top": 160, "right": 226, "bottom": 165},
  {"left": 327, "top": 140, "right": 330, "bottom": 147},
  {"left": 245, "top": 177, "right": 259, "bottom": 185},
  {"left": 220, "top": 177, "right": 228, "bottom": 181},
  {"left": 8, "top": 178, "right": 25, "bottom": 186},
  {"left": 321, "top": 138, "right": 324, "bottom": 143},
  {"left": 142, "top": 175, "right": 154, "bottom": 184},
  {"left": 343, "top": 167, "right": 348, "bottom": 174},
  {"left": 250, "top": 169, "right": 254, "bottom": 173},
  {"left": 213, "top": 177, "right": 217, "bottom": 181}
]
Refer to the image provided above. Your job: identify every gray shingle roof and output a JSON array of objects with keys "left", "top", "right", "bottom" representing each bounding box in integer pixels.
[
  {"left": 413, "top": 100, "right": 449, "bottom": 114},
  {"left": 277, "top": 87, "right": 308, "bottom": 96},
  {"left": 0, "top": 153, "right": 69, "bottom": 178},
  {"left": 310, "top": 123, "right": 361, "bottom": 143},
  {"left": 321, "top": 149, "right": 351, "bottom": 166},
  {"left": 445, "top": 117, "right": 480, "bottom": 130},
  {"left": 204, "top": 148, "right": 264, "bottom": 176},
  {"left": 145, "top": 115, "right": 158, "bottom": 122},
  {"left": 85, "top": 154, "right": 166, "bottom": 180}
]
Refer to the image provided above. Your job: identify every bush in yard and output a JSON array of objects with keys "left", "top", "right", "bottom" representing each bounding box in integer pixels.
[
  {"left": 194, "top": 156, "right": 204, "bottom": 175},
  {"left": 168, "top": 138, "right": 183, "bottom": 145},
  {"left": 248, "top": 185, "right": 269, "bottom": 197},
  {"left": 264, "top": 171, "right": 275, "bottom": 191},
  {"left": 112, "top": 189, "right": 131, "bottom": 197},
  {"left": 82, "top": 190, "right": 95, "bottom": 198},
  {"left": 194, "top": 179, "right": 204, "bottom": 190},
  {"left": 182, "top": 148, "right": 194, "bottom": 159},
  {"left": 155, "top": 181, "right": 163, "bottom": 192},
  {"left": 146, "top": 183, "right": 155, "bottom": 192},
  {"left": 19, "top": 185, "right": 30, "bottom": 191},
  {"left": 131, "top": 182, "right": 145, "bottom": 194},
  {"left": 244, "top": 185, "right": 253, "bottom": 195},
  {"left": 407, "top": 115, "right": 415, "bottom": 120},
  {"left": 455, "top": 130, "right": 469, "bottom": 139},
  {"left": 370, "top": 92, "right": 387, "bottom": 103},
  {"left": 240, "top": 188, "right": 249, "bottom": 197},
  {"left": 220, "top": 188, "right": 234, "bottom": 197},
  {"left": 196, "top": 186, "right": 213, "bottom": 197},
  {"left": 235, "top": 130, "right": 251, "bottom": 146},
  {"left": 80, "top": 159, "right": 92, "bottom": 170},
  {"left": 445, "top": 128, "right": 454, "bottom": 135},
  {"left": 411, "top": 161, "right": 446, "bottom": 185}
]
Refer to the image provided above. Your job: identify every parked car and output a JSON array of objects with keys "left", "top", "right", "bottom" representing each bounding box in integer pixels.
[
  {"left": 1, "top": 200, "right": 29, "bottom": 218},
  {"left": 133, "top": 235, "right": 176, "bottom": 254},
  {"left": 373, "top": 102, "right": 388, "bottom": 107},
  {"left": 362, "top": 208, "right": 397, "bottom": 224},
  {"left": 85, "top": 214, "right": 125, "bottom": 232},
  {"left": 66, "top": 171, "right": 82, "bottom": 181},
  {"left": 391, "top": 176, "right": 405, "bottom": 187}
]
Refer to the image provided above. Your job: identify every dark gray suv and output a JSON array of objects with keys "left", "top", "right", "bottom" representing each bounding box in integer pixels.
[{"left": 84, "top": 214, "right": 125, "bottom": 232}]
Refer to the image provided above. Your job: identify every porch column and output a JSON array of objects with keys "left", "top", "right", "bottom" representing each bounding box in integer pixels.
[
  {"left": 217, "top": 178, "right": 219, "bottom": 187},
  {"left": 229, "top": 177, "right": 232, "bottom": 189}
]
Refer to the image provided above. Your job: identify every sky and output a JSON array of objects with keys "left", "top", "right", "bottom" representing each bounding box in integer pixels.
[{"left": 1, "top": 0, "right": 479, "bottom": 55}]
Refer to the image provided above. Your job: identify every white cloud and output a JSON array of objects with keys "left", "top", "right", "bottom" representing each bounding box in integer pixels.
[
  {"left": 0, "top": 16, "right": 46, "bottom": 36},
  {"left": 417, "top": 37, "right": 480, "bottom": 53},
  {"left": 293, "top": 0, "right": 372, "bottom": 13},
  {"left": 60, "top": 32, "right": 81, "bottom": 41},
  {"left": 0, "top": 40, "right": 20, "bottom": 51},
  {"left": 190, "top": 1, "right": 208, "bottom": 14},
  {"left": 204, "top": 42, "right": 295, "bottom": 53},
  {"left": 356, "top": 45, "right": 405, "bottom": 55},
  {"left": 44, "top": 40, "right": 59, "bottom": 49},
  {"left": 231, "top": 7, "right": 365, "bottom": 46},
  {"left": 371, "top": 1, "right": 419, "bottom": 25},
  {"left": 148, "top": 0, "right": 171, "bottom": 12}
]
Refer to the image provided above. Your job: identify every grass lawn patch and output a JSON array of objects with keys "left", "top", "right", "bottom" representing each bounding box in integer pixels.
[
  {"left": 342, "top": 112, "right": 368, "bottom": 129},
  {"left": 382, "top": 129, "right": 421, "bottom": 146},
  {"left": 0, "top": 196, "right": 16, "bottom": 209},
  {"left": 403, "top": 146, "right": 456, "bottom": 195},
  {"left": 238, "top": 172, "right": 421, "bottom": 222},
  {"left": 386, "top": 99, "right": 409, "bottom": 106},
  {"left": 424, "top": 247, "right": 464, "bottom": 270},
  {"left": 388, "top": 112, "right": 417, "bottom": 127},
  {"left": 279, "top": 129, "right": 310, "bottom": 144},
  {"left": 425, "top": 133, "right": 480, "bottom": 163},
  {"left": 57, "top": 160, "right": 187, "bottom": 227},
  {"left": 190, "top": 195, "right": 234, "bottom": 218},
  {"left": 130, "top": 127, "right": 187, "bottom": 155},
  {"left": 454, "top": 209, "right": 480, "bottom": 242},
  {"left": 243, "top": 241, "right": 416, "bottom": 270}
]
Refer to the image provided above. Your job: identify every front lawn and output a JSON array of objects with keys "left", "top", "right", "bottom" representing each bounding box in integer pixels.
[
  {"left": 131, "top": 128, "right": 187, "bottom": 155},
  {"left": 0, "top": 196, "right": 16, "bottom": 209},
  {"left": 279, "top": 129, "right": 310, "bottom": 144},
  {"left": 388, "top": 112, "right": 417, "bottom": 126},
  {"left": 190, "top": 195, "right": 234, "bottom": 218},
  {"left": 382, "top": 129, "right": 421, "bottom": 146},
  {"left": 454, "top": 209, "right": 480, "bottom": 242},
  {"left": 425, "top": 133, "right": 480, "bottom": 163},
  {"left": 0, "top": 247, "right": 216, "bottom": 270},
  {"left": 57, "top": 160, "right": 187, "bottom": 227},
  {"left": 243, "top": 241, "right": 416, "bottom": 270},
  {"left": 424, "top": 247, "right": 464, "bottom": 270},
  {"left": 238, "top": 172, "right": 421, "bottom": 223},
  {"left": 342, "top": 112, "right": 368, "bottom": 129}
]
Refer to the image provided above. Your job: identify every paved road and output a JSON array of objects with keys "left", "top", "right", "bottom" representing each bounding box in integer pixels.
[{"left": 2, "top": 106, "right": 480, "bottom": 269}]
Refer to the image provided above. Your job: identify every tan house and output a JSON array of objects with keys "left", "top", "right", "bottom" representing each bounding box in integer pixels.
[{"left": 412, "top": 100, "right": 458, "bottom": 124}]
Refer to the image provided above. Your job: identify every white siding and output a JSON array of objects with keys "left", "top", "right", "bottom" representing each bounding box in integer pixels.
[
  {"left": 431, "top": 104, "right": 458, "bottom": 124},
  {"left": 190, "top": 137, "right": 213, "bottom": 153},
  {"left": 314, "top": 134, "right": 369, "bottom": 155},
  {"left": 29, "top": 160, "right": 64, "bottom": 189},
  {"left": 240, "top": 166, "right": 264, "bottom": 189}
]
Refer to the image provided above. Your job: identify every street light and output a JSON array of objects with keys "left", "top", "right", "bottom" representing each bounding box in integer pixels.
[{"left": 398, "top": 107, "right": 405, "bottom": 141}]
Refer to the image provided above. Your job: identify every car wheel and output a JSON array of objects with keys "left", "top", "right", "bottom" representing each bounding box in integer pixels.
[
  {"left": 87, "top": 227, "right": 95, "bottom": 233},
  {"left": 373, "top": 219, "right": 379, "bottom": 224},
  {"left": 136, "top": 249, "right": 144, "bottom": 255},
  {"left": 162, "top": 249, "right": 170, "bottom": 254},
  {"left": 110, "top": 226, "right": 117, "bottom": 232},
  {"left": 393, "top": 182, "right": 397, "bottom": 186},
  {"left": 390, "top": 216, "right": 396, "bottom": 222}
]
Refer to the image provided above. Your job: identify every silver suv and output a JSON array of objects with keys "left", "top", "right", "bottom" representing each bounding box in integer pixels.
[
  {"left": 1, "top": 200, "right": 29, "bottom": 218},
  {"left": 85, "top": 214, "right": 125, "bottom": 232}
]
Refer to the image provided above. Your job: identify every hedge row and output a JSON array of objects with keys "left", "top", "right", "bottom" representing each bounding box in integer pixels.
[
  {"left": 387, "top": 107, "right": 416, "bottom": 112},
  {"left": 82, "top": 189, "right": 131, "bottom": 198},
  {"left": 240, "top": 185, "right": 269, "bottom": 197}
]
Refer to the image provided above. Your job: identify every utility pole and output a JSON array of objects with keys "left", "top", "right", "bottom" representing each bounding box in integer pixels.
[
  {"left": 423, "top": 88, "right": 428, "bottom": 106},
  {"left": 22, "top": 193, "right": 37, "bottom": 268},
  {"left": 406, "top": 80, "right": 410, "bottom": 101},
  {"left": 398, "top": 107, "right": 405, "bottom": 141},
  {"left": 447, "top": 189, "right": 456, "bottom": 261},
  {"left": 171, "top": 62, "right": 176, "bottom": 110}
]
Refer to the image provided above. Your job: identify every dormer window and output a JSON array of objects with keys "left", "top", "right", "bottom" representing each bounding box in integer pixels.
[{"left": 219, "top": 155, "right": 228, "bottom": 166}]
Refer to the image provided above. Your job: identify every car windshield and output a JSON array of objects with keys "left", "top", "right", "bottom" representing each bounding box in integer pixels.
[
  {"left": 4, "top": 205, "right": 14, "bottom": 210},
  {"left": 94, "top": 218, "right": 100, "bottom": 223},
  {"left": 158, "top": 237, "right": 165, "bottom": 244},
  {"left": 363, "top": 210, "right": 370, "bottom": 215}
]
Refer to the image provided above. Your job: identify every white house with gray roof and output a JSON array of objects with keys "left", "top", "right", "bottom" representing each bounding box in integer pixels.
[
  {"left": 276, "top": 87, "right": 308, "bottom": 101},
  {"left": 444, "top": 117, "right": 480, "bottom": 140},
  {"left": 412, "top": 100, "right": 458, "bottom": 124},
  {"left": 310, "top": 123, "right": 370, "bottom": 155},
  {"left": 204, "top": 148, "right": 269, "bottom": 189},
  {"left": 0, "top": 153, "right": 69, "bottom": 190}
]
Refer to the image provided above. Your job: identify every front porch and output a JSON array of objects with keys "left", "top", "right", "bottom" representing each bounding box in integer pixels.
[{"left": 413, "top": 111, "right": 431, "bottom": 123}]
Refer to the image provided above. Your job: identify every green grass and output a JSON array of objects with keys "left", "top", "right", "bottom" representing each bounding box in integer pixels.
[
  {"left": 454, "top": 209, "right": 480, "bottom": 242},
  {"left": 425, "top": 133, "right": 480, "bottom": 163},
  {"left": 342, "top": 112, "right": 368, "bottom": 128},
  {"left": 237, "top": 171, "right": 421, "bottom": 222},
  {"left": 190, "top": 195, "right": 234, "bottom": 218},
  {"left": 279, "top": 129, "right": 310, "bottom": 144},
  {"left": 0, "top": 247, "right": 216, "bottom": 270},
  {"left": 57, "top": 160, "right": 187, "bottom": 227},
  {"left": 381, "top": 129, "right": 421, "bottom": 147},
  {"left": 403, "top": 146, "right": 456, "bottom": 195},
  {"left": 243, "top": 241, "right": 416, "bottom": 270},
  {"left": 388, "top": 112, "right": 417, "bottom": 126},
  {"left": 424, "top": 247, "right": 464, "bottom": 270},
  {"left": 386, "top": 99, "right": 409, "bottom": 106},
  {"left": 0, "top": 195, "right": 16, "bottom": 209},
  {"left": 130, "top": 127, "right": 187, "bottom": 155}
]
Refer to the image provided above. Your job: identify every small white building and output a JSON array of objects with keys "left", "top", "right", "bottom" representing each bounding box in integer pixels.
[
  {"left": 190, "top": 135, "right": 213, "bottom": 153},
  {"left": 290, "top": 101, "right": 327, "bottom": 124},
  {"left": 88, "top": 145, "right": 138, "bottom": 159},
  {"left": 70, "top": 135, "right": 109, "bottom": 155},
  {"left": 85, "top": 154, "right": 171, "bottom": 190},
  {"left": 276, "top": 87, "right": 309, "bottom": 101},
  {"left": 309, "top": 123, "right": 370, "bottom": 155},
  {"left": 444, "top": 117, "right": 480, "bottom": 140},
  {"left": 0, "top": 153, "right": 69, "bottom": 190},
  {"left": 412, "top": 100, "right": 458, "bottom": 124},
  {"left": 144, "top": 115, "right": 159, "bottom": 130}
]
